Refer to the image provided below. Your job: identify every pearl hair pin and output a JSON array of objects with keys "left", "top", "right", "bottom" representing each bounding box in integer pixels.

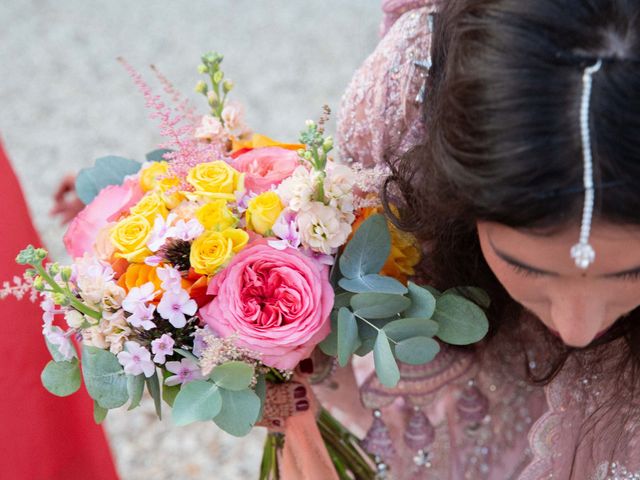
[{"left": 570, "top": 59, "right": 603, "bottom": 270}]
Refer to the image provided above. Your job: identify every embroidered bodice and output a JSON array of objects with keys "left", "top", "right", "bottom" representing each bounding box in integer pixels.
[{"left": 323, "top": 2, "right": 640, "bottom": 478}]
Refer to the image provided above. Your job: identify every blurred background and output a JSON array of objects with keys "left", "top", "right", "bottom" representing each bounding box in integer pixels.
[{"left": 0, "top": 1, "right": 379, "bottom": 478}]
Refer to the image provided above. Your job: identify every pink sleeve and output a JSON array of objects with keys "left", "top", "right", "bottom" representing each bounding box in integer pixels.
[{"left": 336, "top": 4, "right": 437, "bottom": 167}]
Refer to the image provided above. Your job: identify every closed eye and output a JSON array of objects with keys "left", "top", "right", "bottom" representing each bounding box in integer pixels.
[{"left": 508, "top": 263, "right": 546, "bottom": 278}]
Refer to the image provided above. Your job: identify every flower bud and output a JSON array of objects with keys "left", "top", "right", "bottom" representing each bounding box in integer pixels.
[
  {"left": 322, "top": 136, "right": 334, "bottom": 152},
  {"left": 48, "top": 263, "right": 60, "bottom": 277},
  {"left": 52, "top": 292, "right": 70, "bottom": 306},
  {"left": 195, "top": 80, "right": 208, "bottom": 94},
  {"left": 60, "top": 266, "right": 72, "bottom": 282},
  {"left": 65, "top": 310, "right": 85, "bottom": 329},
  {"left": 305, "top": 120, "right": 315, "bottom": 127},
  {"left": 207, "top": 90, "right": 218, "bottom": 105},
  {"left": 33, "top": 276, "right": 45, "bottom": 291},
  {"left": 223, "top": 80, "right": 234, "bottom": 93},
  {"left": 213, "top": 71, "right": 224, "bottom": 84},
  {"left": 197, "top": 64, "right": 208, "bottom": 74}
]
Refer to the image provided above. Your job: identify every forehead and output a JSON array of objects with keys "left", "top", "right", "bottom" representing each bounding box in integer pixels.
[{"left": 483, "top": 221, "right": 640, "bottom": 274}]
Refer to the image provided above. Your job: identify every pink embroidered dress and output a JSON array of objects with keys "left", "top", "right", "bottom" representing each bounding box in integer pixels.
[{"left": 317, "top": 1, "right": 640, "bottom": 478}]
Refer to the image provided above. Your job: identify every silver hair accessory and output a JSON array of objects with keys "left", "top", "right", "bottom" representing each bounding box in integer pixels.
[
  {"left": 414, "top": 13, "right": 436, "bottom": 104},
  {"left": 570, "top": 59, "right": 603, "bottom": 269}
]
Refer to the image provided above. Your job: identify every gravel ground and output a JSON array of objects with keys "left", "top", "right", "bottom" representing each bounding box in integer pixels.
[{"left": 0, "top": 1, "right": 379, "bottom": 479}]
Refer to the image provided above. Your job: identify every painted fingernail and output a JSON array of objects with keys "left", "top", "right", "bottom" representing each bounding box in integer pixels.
[
  {"left": 272, "top": 419, "right": 282, "bottom": 427},
  {"left": 294, "top": 386, "right": 307, "bottom": 399},
  {"left": 296, "top": 400, "right": 310, "bottom": 412},
  {"left": 299, "top": 358, "right": 314, "bottom": 374}
]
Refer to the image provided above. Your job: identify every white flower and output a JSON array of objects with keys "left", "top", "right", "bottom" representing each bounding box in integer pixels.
[
  {"left": 147, "top": 214, "right": 176, "bottom": 252},
  {"left": 122, "top": 283, "right": 157, "bottom": 314},
  {"left": 65, "top": 310, "right": 85, "bottom": 329},
  {"left": 126, "top": 303, "right": 157, "bottom": 330},
  {"left": 74, "top": 255, "right": 115, "bottom": 306},
  {"left": 324, "top": 163, "right": 356, "bottom": 215},
  {"left": 221, "top": 102, "right": 245, "bottom": 132},
  {"left": 277, "top": 166, "right": 320, "bottom": 212},
  {"left": 102, "top": 310, "right": 133, "bottom": 354},
  {"left": 195, "top": 115, "right": 224, "bottom": 141},
  {"left": 101, "top": 283, "right": 126, "bottom": 312},
  {"left": 151, "top": 334, "right": 175, "bottom": 364},
  {"left": 297, "top": 202, "right": 353, "bottom": 255},
  {"left": 156, "top": 265, "right": 183, "bottom": 293},
  {"left": 117, "top": 341, "right": 156, "bottom": 377}
]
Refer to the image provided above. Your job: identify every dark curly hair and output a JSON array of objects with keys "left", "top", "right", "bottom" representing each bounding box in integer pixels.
[{"left": 383, "top": 0, "right": 640, "bottom": 470}]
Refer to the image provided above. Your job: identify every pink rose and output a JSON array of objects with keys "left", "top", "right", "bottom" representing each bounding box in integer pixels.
[
  {"left": 200, "top": 243, "right": 334, "bottom": 370},
  {"left": 232, "top": 147, "right": 300, "bottom": 194},
  {"left": 64, "top": 177, "right": 143, "bottom": 259}
]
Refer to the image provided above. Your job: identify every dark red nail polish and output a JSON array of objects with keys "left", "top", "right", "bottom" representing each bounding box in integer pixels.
[
  {"left": 296, "top": 400, "right": 310, "bottom": 412},
  {"left": 294, "top": 386, "right": 307, "bottom": 399},
  {"left": 272, "top": 419, "right": 282, "bottom": 427},
  {"left": 299, "top": 358, "right": 314, "bottom": 374}
]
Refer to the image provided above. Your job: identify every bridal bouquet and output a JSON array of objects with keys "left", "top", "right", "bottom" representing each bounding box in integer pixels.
[{"left": 8, "top": 52, "right": 489, "bottom": 479}]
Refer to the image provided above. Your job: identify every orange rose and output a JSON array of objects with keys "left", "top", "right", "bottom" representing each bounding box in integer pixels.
[{"left": 231, "top": 133, "right": 303, "bottom": 157}]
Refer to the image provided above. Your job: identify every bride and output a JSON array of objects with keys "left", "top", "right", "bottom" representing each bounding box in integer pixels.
[{"left": 318, "top": 0, "right": 640, "bottom": 478}]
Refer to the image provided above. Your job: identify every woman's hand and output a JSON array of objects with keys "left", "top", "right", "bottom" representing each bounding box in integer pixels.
[
  {"left": 50, "top": 174, "right": 84, "bottom": 224},
  {"left": 256, "top": 380, "right": 311, "bottom": 432}
]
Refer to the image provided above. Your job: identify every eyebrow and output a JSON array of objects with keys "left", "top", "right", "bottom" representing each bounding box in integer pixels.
[{"left": 488, "top": 234, "right": 640, "bottom": 278}]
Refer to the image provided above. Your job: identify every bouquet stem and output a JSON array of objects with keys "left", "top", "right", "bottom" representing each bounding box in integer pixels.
[{"left": 259, "top": 408, "right": 375, "bottom": 480}]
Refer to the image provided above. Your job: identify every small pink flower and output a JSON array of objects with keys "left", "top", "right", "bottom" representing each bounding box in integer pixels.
[
  {"left": 164, "top": 358, "right": 202, "bottom": 386},
  {"left": 232, "top": 147, "right": 300, "bottom": 194},
  {"left": 117, "top": 341, "right": 156, "bottom": 377},
  {"left": 151, "top": 334, "right": 175, "bottom": 364},
  {"left": 157, "top": 289, "right": 197, "bottom": 328},
  {"left": 126, "top": 303, "right": 156, "bottom": 330},
  {"left": 200, "top": 243, "right": 334, "bottom": 370},
  {"left": 194, "top": 115, "right": 224, "bottom": 141},
  {"left": 268, "top": 209, "right": 301, "bottom": 250},
  {"left": 64, "top": 176, "right": 144, "bottom": 259}
]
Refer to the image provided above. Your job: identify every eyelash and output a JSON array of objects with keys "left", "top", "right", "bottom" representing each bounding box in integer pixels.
[
  {"left": 616, "top": 271, "right": 640, "bottom": 281},
  {"left": 508, "top": 264, "right": 544, "bottom": 278}
]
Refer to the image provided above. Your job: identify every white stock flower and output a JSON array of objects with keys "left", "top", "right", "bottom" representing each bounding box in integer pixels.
[
  {"left": 65, "top": 310, "right": 85, "bottom": 329},
  {"left": 297, "top": 202, "right": 352, "bottom": 255},
  {"left": 221, "top": 102, "right": 245, "bottom": 132},
  {"left": 194, "top": 115, "right": 224, "bottom": 141},
  {"left": 101, "top": 283, "right": 127, "bottom": 312},
  {"left": 324, "top": 163, "right": 356, "bottom": 215},
  {"left": 277, "top": 166, "right": 319, "bottom": 212}
]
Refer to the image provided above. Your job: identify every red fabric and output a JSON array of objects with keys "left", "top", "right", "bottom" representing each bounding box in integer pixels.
[{"left": 0, "top": 142, "right": 119, "bottom": 480}]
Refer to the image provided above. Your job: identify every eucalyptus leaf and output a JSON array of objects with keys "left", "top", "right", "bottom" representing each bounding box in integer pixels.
[
  {"left": 373, "top": 330, "right": 400, "bottom": 387},
  {"left": 337, "top": 307, "right": 360, "bottom": 366},
  {"left": 339, "top": 274, "right": 407, "bottom": 295},
  {"left": 146, "top": 370, "right": 162, "bottom": 419},
  {"left": 172, "top": 380, "right": 222, "bottom": 426},
  {"left": 333, "top": 292, "right": 354, "bottom": 309},
  {"left": 355, "top": 338, "right": 376, "bottom": 356},
  {"left": 443, "top": 286, "right": 491, "bottom": 309},
  {"left": 127, "top": 374, "right": 145, "bottom": 410},
  {"left": 81, "top": 346, "right": 129, "bottom": 409},
  {"left": 351, "top": 293, "right": 410, "bottom": 319},
  {"left": 395, "top": 337, "right": 440, "bottom": 365},
  {"left": 75, "top": 156, "right": 141, "bottom": 205},
  {"left": 404, "top": 282, "right": 437, "bottom": 319},
  {"left": 145, "top": 148, "right": 172, "bottom": 162},
  {"left": 255, "top": 375, "right": 267, "bottom": 421},
  {"left": 211, "top": 361, "right": 254, "bottom": 391},
  {"left": 213, "top": 388, "right": 261, "bottom": 437},
  {"left": 319, "top": 310, "right": 339, "bottom": 356},
  {"left": 175, "top": 348, "right": 198, "bottom": 362},
  {"left": 161, "top": 369, "right": 180, "bottom": 407},
  {"left": 339, "top": 214, "right": 390, "bottom": 279},
  {"left": 433, "top": 293, "right": 489, "bottom": 345},
  {"left": 46, "top": 333, "right": 77, "bottom": 362},
  {"left": 93, "top": 401, "right": 108, "bottom": 424},
  {"left": 383, "top": 317, "right": 439, "bottom": 342},
  {"left": 41, "top": 359, "right": 81, "bottom": 397}
]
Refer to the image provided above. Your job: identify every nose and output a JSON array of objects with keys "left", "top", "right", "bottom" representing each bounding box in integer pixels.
[{"left": 549, "top": 296, "right": 606, "bottom": 347}]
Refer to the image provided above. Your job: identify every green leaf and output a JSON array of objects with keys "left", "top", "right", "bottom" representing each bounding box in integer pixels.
[
  {"left": 146, "top": 370, "right": 162, "bottom": 419},
  {"left": 172, "top": 380, "right": 222, "bottom": 426},
  {"left": 383, "top": 317, "right": 439, "bottom": 342},
  {"left": 404, "top": 282, "right": 437, "bottom": 319},
  {"left": 337, "top": 307, "right": 360, "bottom": 367},
  {"left": 339, "top": 275, "right": 407, "bottom": 295},
  {"left": 433, "top": 293, "right": 489, "bottom": 345},
  {"left": 213, "top": 388, "right": 261, "bottom": 437},
  {"left": 395, "top": 337, "right": 440, "bottom": 365},
  {"left": 373, "top": 330, "right": 400, "bottom": 387},
  {"left": 339, "top": 214, "right": 390, "bottom": 279},
  {"left": 211, "top": 361, "right": 255, "bottom": 391},
  {"left": 161, "top": 369, "right": 179, "bottom": 407},
  {"left": 93, "top": 401, "right": 108, "bottom": 424},
  {"left": 81, "top": 346, "right": 129, "bottom": 409},
  {"left": 174, "top": 348, "right": 198, "bottom": 362},
  {"left": 127, "top": 374, "right": 145, "bottom": 410},
  {"left": 354, "top": 338, "right": 376, "bottom": 357},
  {"left": 443, "top": 286, "right": 491, "bottom": 309},
  {"left": 41, "top": 359, "right": 81, "bottom": 397},
  {"left": 75, "top": 156, "right": 141, "bottom": 205},
  {"left": 351, "top": 293, "right": 410, "bottom": 319},
  {"left": 145, "top": 148, "right": 172, "bottom": 162},
  {"left": 333, "top": 292, "right": 354, "bottom": 309},
  {"left": 46, "top": 332, "right": 77, "bottom": 362},
  {"left": 255, "top": 375, "right": 267, "bottom": 422},
  {"left": 319, "top": 310, "right": 339, "bottom": 356}
]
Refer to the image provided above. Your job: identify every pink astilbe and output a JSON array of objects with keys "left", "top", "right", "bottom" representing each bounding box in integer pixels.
[
  {"left": 118, "top": 58, "right": 228, "bottom": 186},
  {"left": 150, "top": 64, "right": 199, "bottom": 126},
  {"left": 0, "top": 274, "right": 37, "bottom": 302}
]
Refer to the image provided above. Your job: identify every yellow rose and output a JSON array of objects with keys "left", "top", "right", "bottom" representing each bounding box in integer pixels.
[
  {"left": 246, "top": 191, "right": 283, "bottom": 235},
  {"left": 110, "top": 214, "right": 153, "bottom": 263},
  {"left": 130, "top": 192, "right": 168, "bottom": 222},
  {"left": 196, "top": 200, "right": 237, "bottom": 231},
  {"left": 157, "top": 175, "right": 184, "bottom": 209},
  {"left": 186, "top": 161, "right": 244, "bottom": 201},
  {"left": 189, "top": 228, "right": 250, "bottom": 275},
  {"left": 140, "top": 161, "right": 170, "bottom": 192}
]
